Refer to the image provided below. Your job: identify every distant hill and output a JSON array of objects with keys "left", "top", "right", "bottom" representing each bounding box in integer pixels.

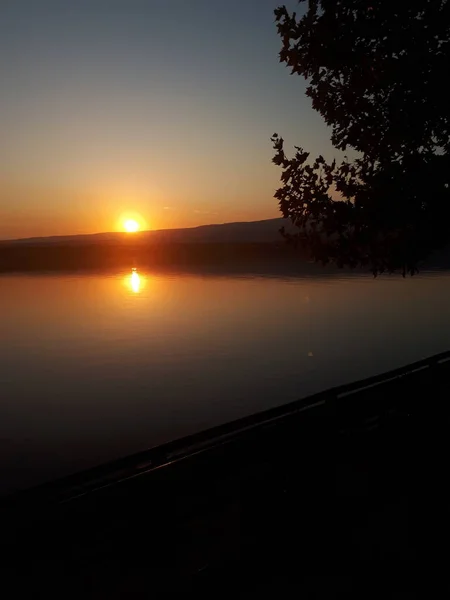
[
  {"left": 0, "top": 218, "right": 306, "bottom": 273},
  {"left": 2, "top": 218, "right": 295, "bottom": 247},
  {"left": 1, "top": 218, "right": 449, "bottom": 274}
]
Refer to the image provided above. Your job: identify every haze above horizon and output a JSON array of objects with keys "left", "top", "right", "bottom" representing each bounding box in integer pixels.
[{"left": 1, "top": 0, "right": 335, "bottom": 240}]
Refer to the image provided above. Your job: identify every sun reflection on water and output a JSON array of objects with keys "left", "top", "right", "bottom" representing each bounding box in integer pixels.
[{"left": 126, "top": 268, "right": 144, "bottom": 294}]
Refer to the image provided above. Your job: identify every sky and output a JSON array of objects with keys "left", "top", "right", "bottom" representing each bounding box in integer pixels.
[{"left": 0, "top": 0, "right": 336, "bottom": 239}]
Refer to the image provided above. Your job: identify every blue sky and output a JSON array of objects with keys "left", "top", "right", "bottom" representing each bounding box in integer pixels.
[{"left": 0, "top": 0, "right": 336, "bottom": 238}]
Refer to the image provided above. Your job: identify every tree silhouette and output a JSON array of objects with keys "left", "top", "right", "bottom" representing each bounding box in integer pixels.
[{"left": 273, "top": 1, "right": 450, "bottom": 275}]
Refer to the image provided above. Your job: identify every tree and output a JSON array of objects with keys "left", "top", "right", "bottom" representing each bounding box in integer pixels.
[{"left": 272, "top": 0, "right": 450, "bottom": 275}]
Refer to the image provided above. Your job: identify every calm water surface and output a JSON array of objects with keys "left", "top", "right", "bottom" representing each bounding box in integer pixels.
[{"left": 2, "top": 268, "right": 450, "bottom": 494}]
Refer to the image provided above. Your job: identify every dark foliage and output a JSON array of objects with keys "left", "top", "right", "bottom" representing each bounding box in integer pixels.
[{"left": 273, "top": 0, "right": 450, "bottom": 275}]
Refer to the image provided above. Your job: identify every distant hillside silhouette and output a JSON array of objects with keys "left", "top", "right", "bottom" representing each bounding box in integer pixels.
[
  {"left": 0, "top": 218, "right": 309, "bottom": 273},
  {"left": 1, "top": 218, "right": 448, "bottom": 274},
  {"left": 2, "top": 218, "right": 294, "bottom": 247}
]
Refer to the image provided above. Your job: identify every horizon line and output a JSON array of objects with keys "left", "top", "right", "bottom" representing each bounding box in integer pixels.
[{"left": 0, "top": 217, "right": 286, "bottom": 244}]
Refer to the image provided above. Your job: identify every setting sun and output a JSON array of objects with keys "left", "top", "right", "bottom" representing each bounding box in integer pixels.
[{"left": 124, "top": 219, "right": 140, "bottom": 233}]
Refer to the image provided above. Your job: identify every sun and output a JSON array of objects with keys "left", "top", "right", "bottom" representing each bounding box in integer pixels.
[{"left": 124, "top": 219, "right": 140, "bottom": 233}]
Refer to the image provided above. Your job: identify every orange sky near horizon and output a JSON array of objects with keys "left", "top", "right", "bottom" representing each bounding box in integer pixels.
[
  {"left": 0, "top": 173, "right": 281, "bottom": 239},
  {"left": 0, "top": 0, "right": 336, "bottom": 241}
]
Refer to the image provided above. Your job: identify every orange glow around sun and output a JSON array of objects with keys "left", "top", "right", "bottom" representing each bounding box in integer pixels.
[{"left": 124, "top": 219, "right": 140, "bottom": 233}]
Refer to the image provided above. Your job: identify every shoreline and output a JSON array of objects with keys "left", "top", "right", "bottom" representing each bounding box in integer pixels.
[
  {"left": 1, "top": 240, "right": 448, "bottom": 275},
  {"left": 2, "top": 348, "right": 444, "bottom": 593}
]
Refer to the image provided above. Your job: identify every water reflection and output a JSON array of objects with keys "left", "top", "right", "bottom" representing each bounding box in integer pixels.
[
  {"left": 2, "top": 270, "right": 450, "bottom": 496},
  {"left": 127, "top": 268, "right": 143, "bottom": 294}
]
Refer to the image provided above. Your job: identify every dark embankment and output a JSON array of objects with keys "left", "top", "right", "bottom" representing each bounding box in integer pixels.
[
  {"left": 2, "top": 351, "right": 448, "bottom": 596},
  {"left": 0, "top": 240, "right": 311, "bottom": 273},
  {"left": 1, "top": 231, "right": 449, "bottom": 276},
  {"left": 0, "top": 218, "right": 309, "bottom": 273}
]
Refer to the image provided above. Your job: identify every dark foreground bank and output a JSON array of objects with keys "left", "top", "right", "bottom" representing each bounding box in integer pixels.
[
  {"left": 0, "top": 240, "right": 310, "bottom": 273},
  {"left": 2, "top": 238, "right": 450, "bottom": 275},
  {"left": 2, "top": 351, "right": 450, "bottom": 597}
]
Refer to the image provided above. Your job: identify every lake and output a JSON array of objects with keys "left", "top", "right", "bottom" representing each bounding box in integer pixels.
[{"left": 2, "top": 267, "right": 450, "bottom": 495}]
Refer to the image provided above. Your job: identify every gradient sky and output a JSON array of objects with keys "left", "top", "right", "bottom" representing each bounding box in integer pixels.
[{"left": 0, "top": 0, "right": 336, "bottom": 239}]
